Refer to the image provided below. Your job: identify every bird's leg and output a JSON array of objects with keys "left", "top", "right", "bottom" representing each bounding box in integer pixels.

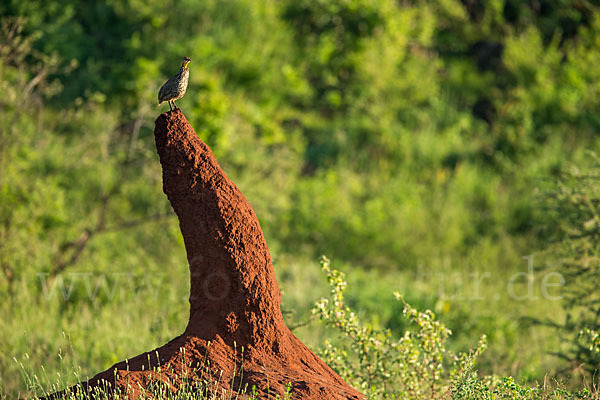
[
  {"left": 168, "top": 101, "right": 173, "bottom": 111},
  {"left": 173, "top": 100, "right": 178, "bottom": 110}
]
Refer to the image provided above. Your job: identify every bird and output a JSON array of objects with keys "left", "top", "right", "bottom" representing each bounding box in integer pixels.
[{"left": 158, "top": 56, "right": 191, "bottom": 111}]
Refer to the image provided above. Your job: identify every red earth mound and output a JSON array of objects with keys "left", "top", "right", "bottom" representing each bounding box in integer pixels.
[{"left": 44, "top": 110, "right": 363, "bottom": 399}]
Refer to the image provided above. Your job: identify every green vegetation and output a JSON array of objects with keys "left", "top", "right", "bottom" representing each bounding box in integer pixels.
[
  {"left": 314, "top": 258, "right": 597, "bottom": 399},
  {"left": 2, "top": 0, "right": 600, "bottom": 398},
  {"left": 536, "top": 161, "right": 600, "bottom": 376},
  {"left": 8, "top": 259, "right": 599, "bottom": 399},
  {"left": 13, "top": 341, "right": 295, "bottom": 400}
]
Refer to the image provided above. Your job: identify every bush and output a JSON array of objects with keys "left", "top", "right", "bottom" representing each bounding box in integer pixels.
[
  {"left": 313, "top": 256, "right": 599, "bottom": 399},
  {"left": 539, "top": 157, "right": 600, "bottom": 377}
]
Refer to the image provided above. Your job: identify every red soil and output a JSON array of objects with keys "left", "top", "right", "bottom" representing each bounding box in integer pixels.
[{"left": 44, "top": 110, "right": 364, "bottom": 399}]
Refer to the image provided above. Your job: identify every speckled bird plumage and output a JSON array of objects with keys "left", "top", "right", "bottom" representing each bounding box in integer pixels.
[{"left": 158, "top": 57, "right": 190, "bottom": 110}]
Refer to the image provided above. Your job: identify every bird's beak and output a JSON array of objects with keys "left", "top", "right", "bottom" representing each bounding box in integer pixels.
[{"left": 184, "top": 60, "right": 191, "bottom": 68}]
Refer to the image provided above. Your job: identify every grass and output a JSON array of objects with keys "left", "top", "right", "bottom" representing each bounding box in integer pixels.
[
  {"left": 4, "top": 257, "right": 598, "bottom": 400},
  {"left": 10, "top": 341, "right": 294, "bottom": 400}
]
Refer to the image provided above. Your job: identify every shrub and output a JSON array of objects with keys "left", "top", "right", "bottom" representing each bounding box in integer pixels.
[
  {"left": 313, "top": 256, "right": 599, "bottom": 399},
  {"left": 313, "top": 256, "right": 486, "bottom": 398},
  {"left": 538, "top": 158, "right": 600, "bottom": 377}
]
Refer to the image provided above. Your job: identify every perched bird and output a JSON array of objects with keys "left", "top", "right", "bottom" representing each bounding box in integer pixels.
[{"left": 158, "top": 57, "right": 191, "bottom": 111}]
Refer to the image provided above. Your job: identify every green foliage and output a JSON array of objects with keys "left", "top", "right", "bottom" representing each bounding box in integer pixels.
[
  {"left": 314, "top": 257, "right": 598, "bottom": 400},
  {"left": 539, "top": 158, "right": 600, "bottom": 376},
  {"left": 452, "top": 373, "right": 598, "bottom": 400},
  {"left": 2, "top": 0, "right": 600, "bottom": 397},
  {"left": 313, "top": 256, "right": 485, "bottom": 398}
]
